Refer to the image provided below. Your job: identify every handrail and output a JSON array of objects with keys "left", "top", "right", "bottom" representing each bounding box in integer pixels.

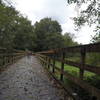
[
  {"left": 0, "top": 48, "right": 26, "bottom": 72},
  {"left": 36, "top": 42, "right": 100, "bottom": 100}
]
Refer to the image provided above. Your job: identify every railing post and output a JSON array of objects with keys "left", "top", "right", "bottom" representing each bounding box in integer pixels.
[
  {"left": 80, "top": 47, "right": 86, "bottom": 80},
  {"left": 45, "top": 56, "right": 47, "bottom": 66},
  {"left": 8, "top": 54, "right": 9, "bottom": 64},
  {"left": 10, "top": 54, "right": 12, "bottom": 64},
  {"left": 7, "top": 55, "right": 8, "bottom": 64},
  {"left": 48, "top": 57, "right": 50, "bottom": 69},
  {"left": 43, "top": 56, "right": 45, "bottom": 66},
  {"left": 52, "top": 53, "right": 55, "bottom": 73},
  {"left": 12, "top": 54, "right": 14, "bottom": 63},
  {"left": 60, "top": 50, "right": 65, "bottom": 81},
  {"left": 3, "top": 54, "right": 5, "bottom": 66},
  {"left": 4, "top": 55, "right": 7, "bottom": 65}
]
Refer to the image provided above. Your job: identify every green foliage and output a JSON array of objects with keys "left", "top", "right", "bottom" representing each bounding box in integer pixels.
[
  {"left": 67, "top": 0, "right": 100, "bottom": 34},
  {"left": 33, "top": 18, "right": 78, "bottom": 51},
  {"left": 0, "top": 2, "right": 18, "bottom": 48},
  {"left": 12, "top": 17, "right": 36, "bottom": 50},
  {"left": 88, "top": 53, "right": 100, "bottom": 66},
  {"left": 63, "top": 33, "right": 78, "bottom": 47},
  {"left": 34, "top": 18, "right": 74, "bottom": 51},
  {"left": 92, "top": 33, "right": 100, "bottom": 43},
  {"left": 85, "top": 75, "right": 100, "bottom": 89},
  {"left": 0, "top": 1, "right": 77, "bottom": 52},
  {"left": 45, "top": 33, "right": 64, "bottom": 49},
  {"left": 0, "top": 1, "right": 36, "bottom": 50}
]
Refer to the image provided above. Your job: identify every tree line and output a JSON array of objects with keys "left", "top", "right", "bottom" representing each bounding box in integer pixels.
[
  {"left": 0, "top": 0, "right": 99, "bottom": 51},
  {"left": 0, "top": 1, "right": 78, "bottom": 52}
]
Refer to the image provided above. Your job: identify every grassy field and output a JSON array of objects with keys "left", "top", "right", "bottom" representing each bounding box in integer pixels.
[{"left": 55, "top": 61, "right": 95, "bottom": 78}]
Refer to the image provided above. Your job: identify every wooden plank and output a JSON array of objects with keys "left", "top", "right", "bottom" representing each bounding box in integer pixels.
[{"left": 37, "top": 42, "right": 100, "bottom": 54}]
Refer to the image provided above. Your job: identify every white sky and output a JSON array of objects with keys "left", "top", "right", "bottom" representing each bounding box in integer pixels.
[{"left": 14, "top": 0, "right": 95, "bottom": 44}]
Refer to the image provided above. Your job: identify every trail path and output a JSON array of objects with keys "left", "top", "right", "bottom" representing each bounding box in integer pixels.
[{"left": 0, "top": 56, "right": 66, "bottom": 100}]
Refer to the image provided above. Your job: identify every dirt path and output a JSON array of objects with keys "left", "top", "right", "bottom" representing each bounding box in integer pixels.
[{"left": 0, "top": 56, "right": 66, "bottom": 100}]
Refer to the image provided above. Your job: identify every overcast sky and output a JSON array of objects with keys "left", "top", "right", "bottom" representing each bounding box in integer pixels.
[{"left": 14, "top": 0, "right": 95, "bottom": 44}]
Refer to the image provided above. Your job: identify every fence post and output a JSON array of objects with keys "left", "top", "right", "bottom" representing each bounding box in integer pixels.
[
  {"left": 48, "top": 57, "right": 50, "bottom": 69},
  {"left": 4, "top": 55, "right": 7, "bottom": 65},
  {"left": 60, "top": 50, "right": 65, "bottom": 81},
  {"left": 8, "top": 54, "right": 10, "bottom": 64},
  {"left": 2, "top": 54, "right": 5, "bottom": 66},
  {"left": 43, "top": 56, "right": 45, "bottom": 66},
  {"left": 45, "top": 56, "right": 47, "bottom": 66},
  {"left": 80, "top": 47, "right": 86, "bottom": 80},
  {"left": 52, "top": 53, "right": 55, "bottom": 73},
  {"left": 12, "top": 54, "right": 14, "bottom": 63}
]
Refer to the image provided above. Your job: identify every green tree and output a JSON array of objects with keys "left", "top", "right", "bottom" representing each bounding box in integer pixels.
[
  {"left": 0, "top": 1, "right": 36, "bottom": 51},
  {"left": 0, "top": 2, "right": 18, "bottom": 49},
  {"left": 13, "top": 17, "right": 36, "bottom": 50},
  {"left": 63, "top": 33, "right": 78, "bottom": 47},
  {"left": 45, "top": 33, "right": 64, "bottom": 49},
  {"left": 33, "top": 18, "right": 62, "bottom": 51}
]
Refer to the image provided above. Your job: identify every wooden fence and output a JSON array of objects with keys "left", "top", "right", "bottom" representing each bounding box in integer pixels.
[
  {"left": 36, "top": 42, "right": 100, "bottom": 100},
  {"left": 0, "top": 48, "right": 26, "bottom": 72}
]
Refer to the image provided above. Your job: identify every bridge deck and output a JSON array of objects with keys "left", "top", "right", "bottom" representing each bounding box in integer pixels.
[{"left": 0, "top": 56, "right": 66, "bottom": 100}]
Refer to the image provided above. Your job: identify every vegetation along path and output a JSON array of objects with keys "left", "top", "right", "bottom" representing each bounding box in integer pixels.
[{"left": 0, "top": 56, "right": 66, "bottom": 100}]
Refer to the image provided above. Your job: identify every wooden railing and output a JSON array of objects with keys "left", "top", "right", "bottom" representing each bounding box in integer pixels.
[
  {"left": 36, "top": 42, "right": 100, "bottom": 100},
  {"left": 0, "top": 48, "right": 26, "bottom": 72}
]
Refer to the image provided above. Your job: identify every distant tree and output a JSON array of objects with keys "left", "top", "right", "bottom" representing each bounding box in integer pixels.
[
  {"left": 33, "top": 18, "right": 62, "bottom": 51},
  {"left": 45, "top": 33, "right": 64, "bottom": 49},
  {"left": 63, "top": 33, "right": 78, "bottom": 47}
]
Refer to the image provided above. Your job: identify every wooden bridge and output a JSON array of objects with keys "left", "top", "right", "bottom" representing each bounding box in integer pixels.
[{"left": 0, "top": 42, "right": 100, "bottom": 100}]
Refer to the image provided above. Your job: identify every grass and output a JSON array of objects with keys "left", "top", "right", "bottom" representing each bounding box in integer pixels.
[{"left": 55, "top": 61, "right": 95, "bottom": 78}]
